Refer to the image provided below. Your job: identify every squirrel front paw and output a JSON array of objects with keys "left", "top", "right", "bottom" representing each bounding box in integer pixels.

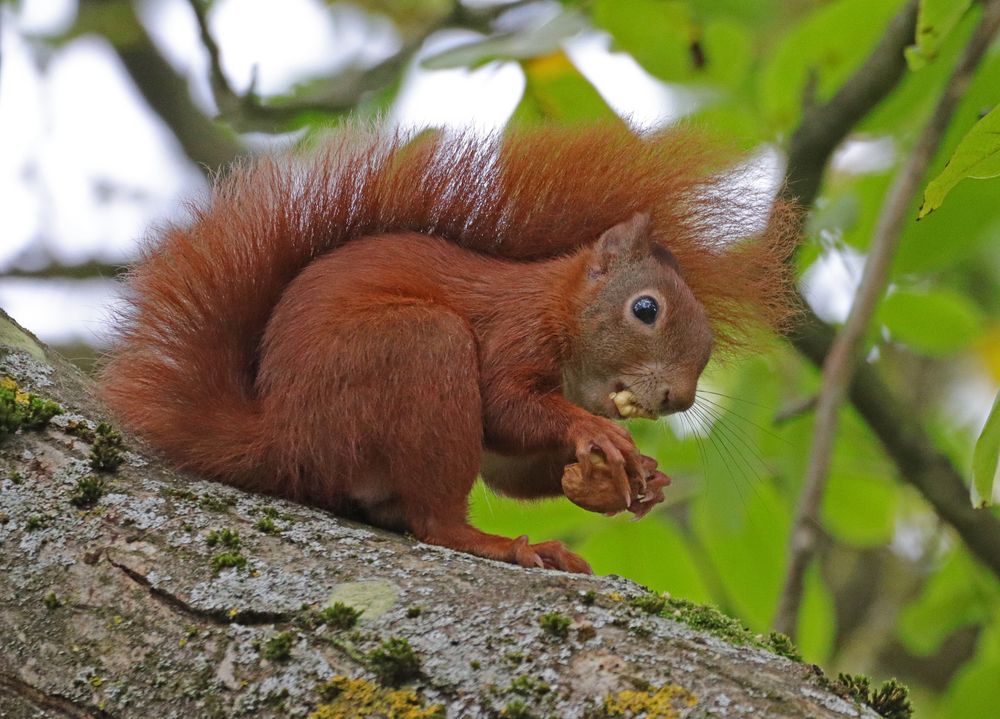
[
  {"left": 627, "top": 456, "right": 671, "bottom": 519},
  {"left": 561, "top": 450, "right": 669, "bottom": 517},
  {"left": 564, "top": 416, "right": 646, "bottom": 509}
]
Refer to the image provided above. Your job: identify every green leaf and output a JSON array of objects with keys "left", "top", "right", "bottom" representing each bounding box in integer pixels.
[
  {"left": 512, "top": 52, "right": 621, "bottom": 124},
  {"left": 919, "top": 104, "right": 1000, "bottom": 218},
  {"left": 469, "top": 480, "right": 598, "bottom": 541},
  {"left": 898, "top": 550, "right": 998, "bottom": 655},
  {"left": 896, "top": 182, "right": 1000, "bottom": 274},
  {"left": 591, "top": 0, "right": 694, "bottom": 81},
  {"left": 575, "top": 517, "right": 713, "bottom": 602},
  {"left": 973, "top": 392, "right": 1000, "bottom": 507},
  {"left": 690, "top": 479, "right": 790, "bottom": 631},
  {"left": 822, "top": 473, "right": 899, "bottom": 547},
  {"left": 931, "top": 608, "right": 1000, "bottom": 719},
  {"left": 797, "top": 566, "right": 836, "bottom": 664},
  {"left": 878, "top": 288, "right": 984, "bottom": 356},
  {"left": 420, "top": 10, "right": 588, "bottom": 70},
  {"left": 861, "top": 7, "right": 976, "bottom": 135},
  {"left": 759, "top": 0, "right": 904, "bottom": 131},
  {"left": 904, "top": 0, "right": 973, "bottom": 70},
  {"left": 697, "top": 20, "right": 753, "bottom": 91}
]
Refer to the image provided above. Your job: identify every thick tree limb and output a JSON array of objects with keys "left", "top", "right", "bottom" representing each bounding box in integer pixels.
[{"left": 0, "top": 308, "right": 882, "bottom": 717}]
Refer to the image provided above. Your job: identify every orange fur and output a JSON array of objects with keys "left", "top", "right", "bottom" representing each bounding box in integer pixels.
[{"left": 100, "top": 124, "right": 797, "bottom": 572}]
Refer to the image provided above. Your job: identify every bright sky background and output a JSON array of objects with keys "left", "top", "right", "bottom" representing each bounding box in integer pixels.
[{"left": 1, "top": 0, "right": 861, "bottom": 349}]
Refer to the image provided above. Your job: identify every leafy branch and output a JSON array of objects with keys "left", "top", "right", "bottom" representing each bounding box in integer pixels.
[{"left": 775, "top": 0, "right": 1000, "bottom": 638}]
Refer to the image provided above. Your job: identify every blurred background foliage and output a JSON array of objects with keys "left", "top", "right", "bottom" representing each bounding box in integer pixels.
[{"left": 1, "top": 0, "right": 999, "bottom": 716}]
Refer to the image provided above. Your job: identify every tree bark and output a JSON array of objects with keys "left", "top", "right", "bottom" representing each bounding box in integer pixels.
[{"left": 0, "top": 309, "right": 879, "bottom": 718}]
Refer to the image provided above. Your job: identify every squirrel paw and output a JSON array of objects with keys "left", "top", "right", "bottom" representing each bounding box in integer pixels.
[
  {"left": 506, "top": 535, "right": 592, "bottom": 574},
  {"left": 627, "top": 457, "right": 671, "bottom": 520},
  {"left": 563, "top": 450, "right": 670, "bottom": 518},
  {"left": 530, "top": 539, "right": 593, "bottom": 574},
  {"left": 568, "top": 416, "right": 643, "bottom": 507}
]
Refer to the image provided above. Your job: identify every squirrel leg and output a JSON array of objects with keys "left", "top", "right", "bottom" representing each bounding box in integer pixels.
[
  {"left": 311, "top": 300, "right": 591, "bottom": 574},
  {"left": 482, "top": 383, "right": 645, "bottom": 508},
  {"left": 479, "top": 450, "right": 570, "bottom": 499},
  {"left": 361, "top": 307, "right": 590, "bottom": 574}
]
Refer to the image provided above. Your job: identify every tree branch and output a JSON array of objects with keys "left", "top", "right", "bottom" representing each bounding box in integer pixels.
[
  {"left": 183, "top": 0, "right": 522, "bottom": 135},
  {"left": 782, "top": 0, "right": 918, "bottom": 210},
  {"left": 0, "top": 308, "right": 885, "bottom": 719},
  {"left": 71, "top": 0, "right": 243, "bottom": 173},
  {"left": 775, "top": 0, "right": 1000, "bottom": 638}
]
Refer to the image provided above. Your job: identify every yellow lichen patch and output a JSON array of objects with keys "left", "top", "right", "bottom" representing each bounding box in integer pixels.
[
  {"left": 310, "top": 676, "right": 444, "bottom": 719},
  {"left": 1, "top": 376, "right": 62, "bottom": 435},
  {"left": 603, "top": 683, "right": 698, "bottom": 719}
]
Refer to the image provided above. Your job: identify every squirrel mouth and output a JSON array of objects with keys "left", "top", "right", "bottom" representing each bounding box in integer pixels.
[{"left": 609, "top": 390, "right": 658, "bottom": 420}]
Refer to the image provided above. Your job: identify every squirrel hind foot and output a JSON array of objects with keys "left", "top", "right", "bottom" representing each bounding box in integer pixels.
[{"left": 415, "top": 523, "right": 591, "bottom": 574}]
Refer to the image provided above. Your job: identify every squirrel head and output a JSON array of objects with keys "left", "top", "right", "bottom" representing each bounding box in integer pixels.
[{"left": 564, "top": 212, "right": 714, "bottom": 420}]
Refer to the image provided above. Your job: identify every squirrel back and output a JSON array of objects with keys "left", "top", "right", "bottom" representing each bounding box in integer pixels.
[{"left": 100, "top": 124, "right": 797, "bottom": 493}]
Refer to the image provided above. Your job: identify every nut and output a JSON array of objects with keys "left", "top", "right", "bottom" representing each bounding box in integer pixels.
[{"left": 561, "top": 451, "right": 645, "bottom": 514}]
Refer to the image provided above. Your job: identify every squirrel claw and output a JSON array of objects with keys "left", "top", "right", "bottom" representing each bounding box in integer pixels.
[
  {"left": 626, "top": 471, "right": 670, "bottom": 520},
  {"left": 531, "top": 540, "right": 592, "bottom": 574}
]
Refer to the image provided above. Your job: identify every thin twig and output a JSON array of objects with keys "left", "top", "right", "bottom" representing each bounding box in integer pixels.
[
  {"left": 774, "top": 0, "right": 1000, "bottom": 639},
  {"left": 75, "top": 0, "right": 243, "bottom": 173},
  {"left": 773, "top": 395, "right": 817, "bottom": 426},
  {"left": 183, "top": 0, "right": 522, "bottom": 134},
  {"left": 186, "top": 0, "right": 239, "bottom": 112}
]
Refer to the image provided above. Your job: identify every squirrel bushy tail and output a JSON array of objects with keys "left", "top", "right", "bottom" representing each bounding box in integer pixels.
[{"left": 100, "top": 124, "right": 797, "bottom": 486}]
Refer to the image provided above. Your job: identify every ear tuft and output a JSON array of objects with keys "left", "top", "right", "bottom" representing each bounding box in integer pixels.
[{"left": 590, "top": 212, "right": 652, "bottom": 276}]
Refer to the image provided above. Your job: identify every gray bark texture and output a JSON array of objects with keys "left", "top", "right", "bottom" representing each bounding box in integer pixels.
[{"left": 0, "top": 309, "right": 879, "bottom": 719}]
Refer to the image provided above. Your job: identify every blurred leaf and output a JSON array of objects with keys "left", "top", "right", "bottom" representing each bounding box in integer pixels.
[
  {"left": 469, "top": 481, "right": 599, "bottom": 542},
  {"left": 345, "top": 0, "right": 452, "bottom": 37},
  {"left": 691, "top": 478, "right": 790, "bottom": 631},
  {"left": 893, "top": 46, "right": 1000, "bottom": 273},
  {"left": 591, "top": 0, "right": 694, "bottom": 81},
  {"left": 759, "top": 0, "right": 904, "bottom": 131},
  {"left": 576, "top": 516, "right": 713, "bottom": 602},
  {"left": 904, "top": 0, "right": 973, "bottom": 70},
  {"left": 896, "top": 183, "right": 1000, "bottom": 275},
  {"left": 919, "top": 105, "right": 1000, "bottom": 218},
  {"left": 822, "top": 473, "right": 899, "bottom": 547},
  {"left": 420, "top": 10, "right": 588, "bottom": 70},
  {"left": 817, "top": 171, "right": 894, "bottom": 252},
  {"left": 878, "top": 288, "right": 985, "bottom": 356},
  {"left": 797, "top": 565, "right": 836, "bottom": 664},
  {"left": 977, "top": 326, "right": 1000, "bottom": 384},
  {"left": 861, "top": 8, "right": 973, "bottom": 136},
  {"left": 973, "top": 392, "right": 1000, "bottom": 507},
  {"left": 64, "top": 0, "right": 144, "bottom": 46},
  {"left": 688, "top": 0, "right": 778, "bottom": 26},
  {"left": 899, "top": 549, "right": 999, "bottom": 655},
  {"left": 930, "top": 610, "right": 1000, "bottom": 718},
  {"left": 689, "top": 100, "right": 765, "bottom": 145},
  {"left": 513, "top": 51, "right": 620, "bottom": 123},
  {"left": 698, "top": 19, "right": 754, "bottom": 91}
]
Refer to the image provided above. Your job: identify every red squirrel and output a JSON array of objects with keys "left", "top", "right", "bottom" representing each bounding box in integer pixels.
[{"left": 100, "top": 124, "right": 796, "bottom": 573}]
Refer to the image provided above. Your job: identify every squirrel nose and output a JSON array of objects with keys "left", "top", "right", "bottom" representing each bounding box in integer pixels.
[{"left": 660, "top": 386, "right": 695, "bottom": 413}]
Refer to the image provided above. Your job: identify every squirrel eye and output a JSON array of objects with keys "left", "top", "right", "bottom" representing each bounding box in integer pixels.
[{"left": 631, "top": 296, "right": 659, "bottom": 325}]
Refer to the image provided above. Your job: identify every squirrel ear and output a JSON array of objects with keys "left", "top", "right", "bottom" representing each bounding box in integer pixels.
[{"left": 590, "top": 212, "right": 652, "bottom": 277}]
